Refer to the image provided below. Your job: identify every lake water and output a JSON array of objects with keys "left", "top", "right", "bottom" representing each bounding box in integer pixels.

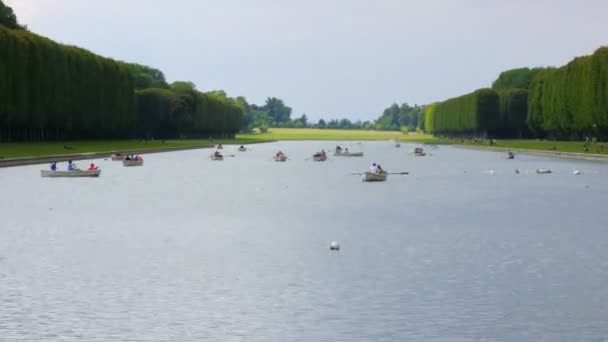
[{"left": 1, "top": 141, "right": 607, "bottom": 341}]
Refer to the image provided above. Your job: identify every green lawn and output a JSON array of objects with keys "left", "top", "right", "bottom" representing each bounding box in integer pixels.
[
  {"left": 236, "top": 128, "right": 436, "bottom": 142},
  {"left": 0, "top": 137, "right": 263, "bottom": 159},
  {"left": 452, "top": 138, "right": 608, "bottom": 155}
]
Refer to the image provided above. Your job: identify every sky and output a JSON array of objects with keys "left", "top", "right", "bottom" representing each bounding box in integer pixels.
[{"left": 5, "top": 0, "right": 608, "bottom": 122}]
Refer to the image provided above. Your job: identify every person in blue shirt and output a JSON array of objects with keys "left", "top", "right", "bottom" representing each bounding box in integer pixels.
[
  {"left": 68, "top": 160, "right": 76, "bottom": 171},
  {"left": 50, "top": 162, "right": 57, "bottom": 171}
]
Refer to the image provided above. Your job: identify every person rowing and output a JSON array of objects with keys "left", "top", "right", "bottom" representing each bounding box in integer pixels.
[
  {"left": 88, "top": 163, "right": 97, "bottom": 171},
  {"left": 370, "top": 163, "right": 378, "bottom": 174},
  {"left": 68, "top": 160, "right": 77, "bottom": 171},
  {"left": 50, "top": 161, "right": 57, "bottom": 171},
  {"left": 214, "top": 151, "right": 222, "bottom": 157},
  {"left": 276, "top": 150, "right": 284, "bottom": 157},
  {"left": 336, "top": 145, "right": 342, "bottom": 152}
]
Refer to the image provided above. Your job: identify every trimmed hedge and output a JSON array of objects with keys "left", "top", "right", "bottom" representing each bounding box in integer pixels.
[
  {"left": 0, "top": 25, "right": 135, "bottom": 141},
  {"left": 528, "top": 47, "right": 608, "bottom": 138},
  {"left": 425, "top": 89, "right": 499, "bottom": 135}
]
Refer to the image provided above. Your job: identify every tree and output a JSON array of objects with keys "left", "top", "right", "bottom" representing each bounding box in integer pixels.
[
  {"left": 264, "top": 97, "right": 292, "bottom": 123},
  {"left": 492, "top": 67, "right": 544, "bottom": 90},
  {"left": 126, "top": 63, "right": 169, "bottom": 89},
  {"left": 317, "top": 119, "right": 327, "bottom": 128},
  {"left": 170, "top": 81, "right": 196, "bottom": 92},
  {"left": 0, "top": 0, "right": 23, "bottom": 29}
]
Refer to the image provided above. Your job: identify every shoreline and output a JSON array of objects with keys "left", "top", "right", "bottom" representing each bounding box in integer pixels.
[
  {"left": 454, "top": 145, "right": 608, "bottom": 162},
  {"left": 0, "top": 140, "right": 275, "bottom": 168}
]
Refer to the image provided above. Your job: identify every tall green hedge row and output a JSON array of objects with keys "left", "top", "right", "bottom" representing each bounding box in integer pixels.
[
  {"left": 135, "top": 89, "right": 243, "bottom": 139},
  {"left": 424, "top": 89, "right": 499, "bottom": 135},
  {"left": 528, "top": 47, "right": 608, "bottom": 138},
  {"left": 0, "top": 23, "right": 243, "bottom": 141},
  {"left": 0, "top": 25, "right": 135, "bottom": 141}
]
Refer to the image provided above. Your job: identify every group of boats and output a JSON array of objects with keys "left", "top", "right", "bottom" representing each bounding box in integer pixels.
[{"left": 40, "top": 153, "right": 144, "bottom": 178}]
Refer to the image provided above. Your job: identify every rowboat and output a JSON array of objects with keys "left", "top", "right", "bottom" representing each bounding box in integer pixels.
[
  {"left": 506, "top": 151, "right": 515, "bottom": 159},
  {"left": 395, "top": 141, "right": 401, "bottom": 148},
  {"left": 111, "top": 154, "right": 125, "bottom": 161},
  {"left": 211, "top": 154, "right": 224, "bottom": 161},
  {"left": 313, "top": 155, "right": 327, "bottom": 162},
  {"left": 238, "top": 147, "right": 247, "bottom": 152},
  {"left": 536, "top": 169, "right": 552, "bottom": 174},
  {"left": 41, "top": 169, "right": 101, "bottom": 178},
  {"left": 334, "top": 150, "right": 364, "bottom": 157},
  {"left": 274, "top": 155, "right": 287, "bottom": 162},
  {"left": 123, "top": 159, "right": 144, "bottom": 167},
  {"left": 363, "top": 171, "right": 387, "bottom": 182},
  {"left": 414, "top": 147, "right": 426, "bottom": 156}
]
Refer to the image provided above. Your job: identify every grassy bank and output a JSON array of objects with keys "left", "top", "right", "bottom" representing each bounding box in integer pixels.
[
  {"left": 236, "top": 128, "right": 436, "bottom": 142},
  {"left": 0, "top": 137, "right": 264, "bottom": 159},
  {"left": 449, "top": 138, "right": 608, "bottom": 155}
]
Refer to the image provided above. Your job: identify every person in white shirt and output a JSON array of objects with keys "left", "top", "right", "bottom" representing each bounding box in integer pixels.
[{"left": 370, "top": 163, "right": 378, "bottom": 173}]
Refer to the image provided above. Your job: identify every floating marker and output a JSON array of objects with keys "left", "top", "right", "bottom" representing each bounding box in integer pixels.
[{"left": 330, "top": 242, "right": 340, "bottom": 251}]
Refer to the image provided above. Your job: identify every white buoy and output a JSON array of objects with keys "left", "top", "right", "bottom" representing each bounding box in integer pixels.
[
  {"left": 330, "top": 242, "right": 340, "bottom": 251},
  {"left": 573, "top": 170, "right": 581, "bottom": 175}
]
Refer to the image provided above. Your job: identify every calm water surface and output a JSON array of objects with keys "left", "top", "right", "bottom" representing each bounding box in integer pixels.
[{"left": 1, "top": 141, "right": 607, "bottom": 341}]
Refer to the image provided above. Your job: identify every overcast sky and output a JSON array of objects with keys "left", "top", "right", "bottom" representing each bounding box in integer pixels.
[{"left": 6, "top": 0, "right": 608, "bottom": 121}]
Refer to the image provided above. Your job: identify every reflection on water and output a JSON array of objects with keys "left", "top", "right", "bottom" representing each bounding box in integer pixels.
[{"left": 1, "top": 141, "right": 607, "bottom": 341}]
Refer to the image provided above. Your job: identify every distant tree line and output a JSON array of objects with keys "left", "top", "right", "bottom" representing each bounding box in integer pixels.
[{"left": 0, "top": 1, "right": 243, "bottom": 142}]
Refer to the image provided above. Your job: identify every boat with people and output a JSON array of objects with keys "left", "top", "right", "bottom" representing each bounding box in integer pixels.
[
  {"left": 363, "top": 171, "right": 388, "bottom": 182},
  {"left": 312, "top": 150, "right": 328, "bottom": 161},
  {"left": 363, "top": 162, "right": 388, "bottom": 182},
  {"left": 41, "top": 161, "right": 101, "bottom": 177},
  {"left": 414, "top": 147, "right": 426, "bottom": 156},
  {"left": 216, "top": 144, "right": 223, "bottom": 150},
  {"left": 211, "top": 151, "right": 224, "bottom": 161},
  {"left": 238, "top": 145, "right": 247, "bottom": 152},
  {"left": 536, "top": 169, "right": 552, "bottom": 174},
  {"left": 334, "top": 146, "right": 363, "bottom": 157},
  {"left": 123, "top": 155, "right": 144, "bottom": 167},
  {"left": 506, "top": 151, "right": 515, "bottom": 159},
  {"left": 274, "top": 151, "right": 287, "bottom": 162},
  {"left": 41, "top": 169, "right": 101, "bottom": 178},
  {"left": 394, "top": 140, "right": 401, "bottom": 148}
]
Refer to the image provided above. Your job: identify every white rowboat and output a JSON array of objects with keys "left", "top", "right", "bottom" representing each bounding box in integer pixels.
[
  {"left": 274, "top": 155, "right": 287, "bottom": 162},
  {"left": 238, "top": 147, "right": 247, "bottom": 152},
  {"left": 363, "top": 172, "right": 387, "bottom": 182},
  {"left": 536, "top": 169, "right": 552, "bottom": 174},
  {"left": 211, "top": 155, "right": 224, "bottom": 161},
  {"left": 123, "top": 159, "right": 144, "bottom": 167},
  {"left": 313, "top": 155, "right": 327, "bottom": 162},
  {"left": 41, "top": 169, "right": 101, "bottom": 178}
]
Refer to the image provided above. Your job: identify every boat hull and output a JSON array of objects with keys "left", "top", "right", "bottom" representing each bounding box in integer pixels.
[
  {"left": 122, "top": 160, "right": 144, "bottom": 167},
  {"left": 363, "top": 172, "right": 387, "bottom": 182},
  {"left": 313, "top": 156, "right": 327, "bottom": 161},
  {"left": 211, "top": 155, "right": 224, "bottom": 161},
  {"left": 334, "top": 151, "right": 364, "bottom": 157},
  {"left": 41, "top": 170, "right": 101, "bottom": 178},
  {"left": 274, "top": 156, "right": 287, "bottom": 162}
]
